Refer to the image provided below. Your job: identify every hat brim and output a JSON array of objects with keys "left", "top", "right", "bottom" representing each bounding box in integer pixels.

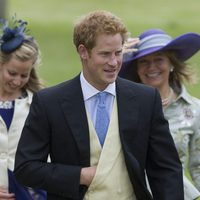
[{"left": 125, "top": 33, "right": 200, "bottom": 63}]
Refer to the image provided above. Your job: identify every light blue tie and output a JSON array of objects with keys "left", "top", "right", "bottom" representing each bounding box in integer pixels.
[{"left": 95, "top": 92, "right": 110, "bottom": 146}]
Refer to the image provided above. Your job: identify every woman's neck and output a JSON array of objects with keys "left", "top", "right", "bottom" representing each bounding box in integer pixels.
[
  {"left": 0, "top": 89, "right": 22, "bottom": 102},
  {"left": 158, "top": 86, "right": 175, "bottom": 108}
]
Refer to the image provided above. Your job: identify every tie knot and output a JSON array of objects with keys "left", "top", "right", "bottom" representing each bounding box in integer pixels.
[{"left": 97, "top": 92, "right": 107, "bottom": 107}]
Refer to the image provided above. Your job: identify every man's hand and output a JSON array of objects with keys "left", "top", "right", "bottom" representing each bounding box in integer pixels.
[
  {"left": 80, "top": 166, "right": 97, "bottom": 187},
  {"left": 0, "top": 187, "right": 15, "bottom": 200}
]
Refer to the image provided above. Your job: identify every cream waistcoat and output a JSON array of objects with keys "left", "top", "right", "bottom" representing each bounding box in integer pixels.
[{"left": 84, "top": 98, "right": 137, "bottom": 200}]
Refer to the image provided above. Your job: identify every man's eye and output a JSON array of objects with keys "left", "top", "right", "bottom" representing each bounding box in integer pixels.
[
  {"left": 101, "top": 52, "right": 109, "bottom": 56},
  {"left": 116, "top": 51, "right": 122, "bottom": 56}
]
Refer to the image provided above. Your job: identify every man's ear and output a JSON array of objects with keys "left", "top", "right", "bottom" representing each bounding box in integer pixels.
[{"left": 78, "top": 44, "right": 89, "bottom": 59}]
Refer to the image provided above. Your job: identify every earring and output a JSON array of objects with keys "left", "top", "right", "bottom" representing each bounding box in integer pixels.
[{"left": 170, "top": 67, "right": 174, "bottom": 72}]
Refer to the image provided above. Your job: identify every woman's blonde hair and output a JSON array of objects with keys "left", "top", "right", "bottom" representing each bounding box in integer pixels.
[{"left": 0, "top": 37, "right": 43, "bottom": 93}]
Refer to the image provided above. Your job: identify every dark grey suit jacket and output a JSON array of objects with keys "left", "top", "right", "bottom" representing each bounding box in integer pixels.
[{"left": 14, "top": 75, "right": 184, "bottom": 200}]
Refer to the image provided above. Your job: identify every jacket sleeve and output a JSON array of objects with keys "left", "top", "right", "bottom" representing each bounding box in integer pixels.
[{"left": 146, "top": 89, "right": 184, "bottom": 200}]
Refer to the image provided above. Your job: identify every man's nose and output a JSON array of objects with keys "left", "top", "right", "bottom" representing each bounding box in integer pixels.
[{"left": 108, "top": 55, "right": 118, "bottom": 66}]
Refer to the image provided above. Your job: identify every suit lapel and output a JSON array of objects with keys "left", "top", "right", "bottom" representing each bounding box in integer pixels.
[
  {"left": 60, "top": 76, "right": 90, "bottom": 166},
  {"left": 116, "top": 78, "right": 140, "bottom": 138},
  {"left": 116, "top": 78, "right": 151, "bottom": 194}
]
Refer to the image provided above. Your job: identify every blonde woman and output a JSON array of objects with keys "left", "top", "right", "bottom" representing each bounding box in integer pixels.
[{"left": 0, "top": 18, "right": 46, "bottom": 199}]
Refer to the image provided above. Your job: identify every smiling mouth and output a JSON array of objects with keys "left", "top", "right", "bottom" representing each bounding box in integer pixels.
[
  {"left": 104, "top": 68, "right": 117, "bottom": 73},
  {"left": 9, "top": 84, "right": 20, "bottom": 90},
  {"left": 146, "top": 72, "right": 160, "bottom": 78}
]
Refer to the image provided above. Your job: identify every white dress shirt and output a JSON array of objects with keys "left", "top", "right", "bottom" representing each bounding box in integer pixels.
[{"left": 80, "top": 72, "right": 116, "bottom": 127}]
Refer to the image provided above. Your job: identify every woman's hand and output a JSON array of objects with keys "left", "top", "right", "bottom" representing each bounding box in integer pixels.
[
  {"left": 123, "top": 37, "right": 140, "bottom": 54},
  {"left": 0, "top": 187, "right": 15, "bottom": 200}
]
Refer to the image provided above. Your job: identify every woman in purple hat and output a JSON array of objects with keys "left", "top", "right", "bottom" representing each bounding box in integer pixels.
[
  {"left": 0, "top": 18, "right": 46, "bottom": 199},
  {"left": 120, "top": 29, "right": 200, "bottom": 200}
]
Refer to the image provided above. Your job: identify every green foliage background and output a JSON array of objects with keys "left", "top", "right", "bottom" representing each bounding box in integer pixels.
[{"left": 8, "top": 0, "right": 200, "bottom": 97}]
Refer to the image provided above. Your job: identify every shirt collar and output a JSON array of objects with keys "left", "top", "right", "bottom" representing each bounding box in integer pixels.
[
  {"left": 80, "top": 72, "right": 116, "bottom": 101},
  {"left": 176, "top": 85, "right": 193, "bottom": 105}
]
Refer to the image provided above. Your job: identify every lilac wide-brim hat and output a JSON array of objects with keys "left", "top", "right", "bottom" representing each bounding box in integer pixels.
[{"left": 119, "top": 29, "right": 200, "bottom": 78}]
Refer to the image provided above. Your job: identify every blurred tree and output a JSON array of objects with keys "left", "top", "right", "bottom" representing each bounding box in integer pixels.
[{"left": 0, "top": 0, "right": 7, "bottom": 18}]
